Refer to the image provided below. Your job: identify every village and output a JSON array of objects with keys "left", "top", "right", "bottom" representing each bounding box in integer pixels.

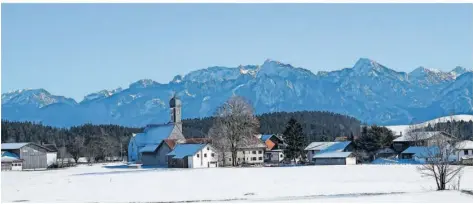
[{"left": 2, "top": 96, "right": 473, "bottom": 171}]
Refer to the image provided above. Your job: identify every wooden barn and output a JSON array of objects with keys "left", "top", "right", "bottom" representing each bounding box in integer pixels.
[{"left": 1, "top": 143, "right": 51, "bottom": 170}]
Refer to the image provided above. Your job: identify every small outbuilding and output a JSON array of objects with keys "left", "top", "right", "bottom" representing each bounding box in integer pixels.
[
  {"left": 456, "top": 140, "right": 473, "bottom": 165},
  {"left": 1, "top": 151, "right": 23, "bottom": 171},
  {"left": 312, "top": 152, "right": 357, "bottom": 165},
  {"left": 42, "top": 143, "right": 58, "bottom": 167}
]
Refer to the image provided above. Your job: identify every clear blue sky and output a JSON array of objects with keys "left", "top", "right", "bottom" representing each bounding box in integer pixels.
[{"left": 2, "top": 4, "right": 472, "bottom": 101}]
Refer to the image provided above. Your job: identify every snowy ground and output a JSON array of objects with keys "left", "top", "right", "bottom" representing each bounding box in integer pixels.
[{"left": 2, "top": 164, "right": 473, "bottom": 203}]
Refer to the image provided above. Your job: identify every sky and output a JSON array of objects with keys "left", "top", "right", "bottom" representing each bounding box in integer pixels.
[{"left": 2, "top": 3, "right": 472, "bottom": 101}]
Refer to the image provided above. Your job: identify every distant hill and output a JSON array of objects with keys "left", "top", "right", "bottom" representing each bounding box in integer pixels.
[{"left": 385, "top": 114, "right": 473, "bottom": 136}]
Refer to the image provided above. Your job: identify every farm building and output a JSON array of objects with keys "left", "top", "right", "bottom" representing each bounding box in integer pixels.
[
  {"left": 312, "top": 152, "right": 357, "bottom": 165},
  {"left": 392, "top": 131, "right": 452, "bottom": 153},
  {"left": 455, "top": 140, "right": 473, "bottom": 165},
  {"left": 1, "top": 143, "right": 51, "bottom": 170},
  {"left": 222, "top": 136, "right": 267, "bottom": 166},
  {"left": 1, "top": 151, "right": 23, "bottom": 171},
  {"left": 400, "top": 146, "right": 440, "bottom": 163},
  {"left": 167, "top": 143, "right": 218, "bottom": 168},
  {"left": 305, "top": 141, "right": 354, "bottom": 164}
]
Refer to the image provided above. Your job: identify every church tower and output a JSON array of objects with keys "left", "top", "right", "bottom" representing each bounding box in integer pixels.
[{"left": 169, "top": 94, "right": 182, "bottom": 133}]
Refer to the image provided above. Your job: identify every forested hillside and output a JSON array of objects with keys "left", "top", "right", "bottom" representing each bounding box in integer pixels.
[
  {"left": 423, "top": 120, "right": 473, "bottom": 140},
  {"left": 183, "top": 111, "right": 362, "bottom": 141}
]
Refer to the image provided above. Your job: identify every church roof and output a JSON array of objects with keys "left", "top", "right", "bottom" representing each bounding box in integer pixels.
[{"left": 134, "top": 124, "right": 175, "bottom": 147}]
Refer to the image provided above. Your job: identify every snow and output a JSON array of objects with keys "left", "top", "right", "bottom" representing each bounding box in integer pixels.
[
  {"left": 2, "top": 164, "right": 473, "bottom": 202},
  {"left": 386, "top": 114, "right": 473, "bottom": 135}
]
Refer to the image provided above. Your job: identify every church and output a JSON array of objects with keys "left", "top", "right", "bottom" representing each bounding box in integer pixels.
[
  {"left": 127, "top": 96, "right": 187, "bottom": 166},
  {"left": 128, "top": 95, "right": 219, "bottom": 168}
]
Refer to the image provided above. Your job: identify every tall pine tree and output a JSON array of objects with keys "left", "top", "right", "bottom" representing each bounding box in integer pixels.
[{"left": 282, "top": 118, "right": 306, "bottom": 163}]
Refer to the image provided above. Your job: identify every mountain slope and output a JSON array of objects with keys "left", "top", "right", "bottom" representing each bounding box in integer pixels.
[{"left": 2, "top": 58, "right": 472, "bottom": 127}]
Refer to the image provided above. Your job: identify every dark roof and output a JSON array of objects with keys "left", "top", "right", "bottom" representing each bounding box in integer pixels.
[
  {"left": 2, "top": 142, "right": 53, "bottom": 152},
  {"left": 42, "top": 144, "right": 58, "bottom": 152}
]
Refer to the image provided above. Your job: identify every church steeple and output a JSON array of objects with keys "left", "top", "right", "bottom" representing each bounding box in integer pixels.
[{"left": 169, "top": 93, "right": 182, "bottom": 133}]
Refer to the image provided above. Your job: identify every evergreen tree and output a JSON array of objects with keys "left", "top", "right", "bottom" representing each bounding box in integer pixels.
[{"left": 282, "top": 118, "right": 306, "bottom": 163}]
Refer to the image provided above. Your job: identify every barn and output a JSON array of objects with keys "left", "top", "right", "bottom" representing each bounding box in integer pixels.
[
  {"left": 312, "top": 152, "right": 357, "bottom": 165},
  {"left": 1, "top": 143, "right": 50, "bottom": 170}
]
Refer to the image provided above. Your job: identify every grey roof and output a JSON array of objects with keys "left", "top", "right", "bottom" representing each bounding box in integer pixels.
[
  {"left": 305, "top": 142, "right": 337, "bottom": 151},
  {"left": 313, "top": 152, "right": 353, "bottom": 158},
  {"left": 42, "top": 144, "right": 58, "bottom": 152},
  {"left": 393, "top": 131, "right": 449, "bottom": 142},
  {"left": 1, "top": 143, "right": 30, "bottom": 150},
  {"left": 456, "top": 140, "right": 473, "bottom": 150}
]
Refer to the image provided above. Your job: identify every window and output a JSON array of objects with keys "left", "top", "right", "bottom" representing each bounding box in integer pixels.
[
  {"left": 211, "top": 153, "right": 215, "bottom": 157},
  {"left": 258, "top": 157, "right": 262, "bottom": 160},
  {"left": 465, "top": 150, "right": 469, "bottom": 155},
  {"left": 238, "top": 158, "right": 240, "bottom": 161},
  {"left": 252, "top": 157, "right": 256, "bottom": 161},
  {"left": 207, "top": 147, "right": 209, "bottom": 150},
  {"left": 280, "top": 154, "right": 284, "bottom": 158},
  {"left": 258, "top": 151, "right": 262, "bottom": 154},
  {"left": 204, "top": 153, "right": 207, "bottom": 158},
  {"left": 252, "top": 151, "right": 256, "bottom": 154},
  {"left": 229, "top": 158, "right": 231, "bottom": 161},
  {"left": 311, "top": 150, "right": 315, "bottom": 154},
  {"left": 197, "top": 154, "right": 200, "bottom": 158}
]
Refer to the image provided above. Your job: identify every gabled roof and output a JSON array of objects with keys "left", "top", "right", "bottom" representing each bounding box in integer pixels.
[
  {"left": 304, "top": 142, "right": 337, "bottom": 151},
  {"left": 260, "top": 134, "right": 273, "bottom": 142},
  {"left": 167, "top": 144, "right": 206, "bottom": 159},
  {"left": 319, "top": 141, "right": 352, "bottom": 153},
  {"left": 139, "top": 144, "right": 161, "bottom": 153},
  {"left": 313, "top": 151, "right": 353, "bottom": 158},
  {"left": 1, "top": 143, "right": 30, "bottom": 150},
  {"left": 456, "top": 140, "right": 473, "bottom": 150},
  {"left": 134, "top": 124, "right": 174, "bottom": 147},
  {"left": 402, "top": 146, "right": 439, "bottom": 158},
  {"left": 393, "top": 131, "right": 450, "bottom": 142},
  {"left": 164, "top": 139, "right": 177, "bottom": 149},
  {"left": 42, "top": 144, "right": 58, "bottom": 152}
]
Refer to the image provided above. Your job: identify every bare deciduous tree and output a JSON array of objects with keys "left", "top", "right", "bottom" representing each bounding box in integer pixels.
[
  {"left": 208, "top": 96, "right": 259, "bottom": 166},
  {"left": 66, "top": 136, "right": 85, "bottom": 164},
  {"left": 416, "top": 114, "right": 465, "bottom": 191}
]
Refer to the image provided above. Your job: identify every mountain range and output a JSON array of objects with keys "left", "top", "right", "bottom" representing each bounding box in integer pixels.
[{"left": 2, "top": 58, "right": 472, "bottom": 127}]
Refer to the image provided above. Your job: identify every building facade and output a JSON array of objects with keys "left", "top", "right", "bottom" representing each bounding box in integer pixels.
[{"left": 1, "top": 143, "right": 50, "bottom": 170}]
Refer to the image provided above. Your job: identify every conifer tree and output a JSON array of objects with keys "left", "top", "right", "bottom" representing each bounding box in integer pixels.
[{"left": 282, "top": 118, "right": 306, "bottom": 163}]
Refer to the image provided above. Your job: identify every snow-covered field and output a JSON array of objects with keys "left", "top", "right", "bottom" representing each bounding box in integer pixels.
[{"left": 2, "top": 164, "right": 473, "bottom": 203}]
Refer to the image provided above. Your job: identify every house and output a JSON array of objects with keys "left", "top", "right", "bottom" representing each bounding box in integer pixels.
[
  {"left": 128, "top": 95, "right": 186, "bottom": 166},
  {"left": 400, "top": 146, "right": 440, "bottom": 163},
  {"left": 1, "top": 143, "right": 51, "bottom": 170},
  {"left": 1, "top": 151, "right": 23, "bottom": 171},
  {"left": 42, "top": 143, "right": 58, "bottom": 167},
  {"left": 455, "top": 140, "right": 473, "bottom": 165},
  {"left": 312, "top": 152, "right": 357, "bottom": 165},
  {"left": 392, "top": 131, "right": 453, "bottom": 153},
  {"left": 167, "top": 143, "right": 218, "bottom": 168},
  {"left": 259, "top": 134, "right": 285, "bottom": 163},
  {"left": 222, "top": 136, "right": 267, "bottom": 166}
]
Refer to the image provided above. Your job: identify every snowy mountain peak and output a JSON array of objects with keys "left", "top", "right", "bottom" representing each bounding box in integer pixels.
[
  {"left": 450, "top": 66, "right": 471, "bottom": 77},
  {"left": 171, "top": 75, "right": 183, "bottom": 83},
  {"left": 82, "top": 88, "right": 122, "bottom": 103},
  {"left": 352, "top": 58, "right": 384, "bottom": 73},
  {"left": 2, "top": 88, "right": 76, "bottom": 108},
  {"left": 129, "top": 79, "right": 160, "bottom": 89}
]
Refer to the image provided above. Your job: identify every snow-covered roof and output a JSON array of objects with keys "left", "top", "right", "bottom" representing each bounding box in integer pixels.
[
  {"left": 402, "top": 146, "right": 439, "bottom": 157},
  {"left": 2, "top": 151, "right": 19, "bottom": 158},
  {"left": 313, "top": 151, "right": 353, "bottom": 158},
  {"left": 134, "top": 124, "right": 174, "bottom": 147},
  {"left": 304, "top": 142, "right": 336, "bottom": 151},
  {"left": 260, "top": 134, "right": 273, "bottom": 142},
  {"left": 167, "top": 144, "right": 206, "bottom": 159},
  {"left": 1, "top": 143, "right": 30, "bottom": 150},
  {"left": 1, "top": 151, "right": 21, "bottom": 162},
  {"left": 319, "top": 141, "right": 352, "bottom": 153},
  {"left": 456, "top": 140, "right": 473, "bottom": 150},
  {"left": 139, "top": 144, "right": 160, "bottom": 153},
  {"left": 1, "top": 156, "right": 22, "bottom": 162},
  {"left": 393, "top": 131, "right": 448, "bottom": 142}
]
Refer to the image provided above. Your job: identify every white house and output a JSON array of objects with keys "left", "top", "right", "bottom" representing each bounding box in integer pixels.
[
  {"left": 167, "top": 143, "right": 218, "bottom": 168},
  {"left": 42, "top": 144, "right": 58, "bottom": 167},
  {"left": 455, "top": 140, "right": 473, "bottom": 165},
  {"left": 221, "top": 136, "right": 267, "bottom": 166}
]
